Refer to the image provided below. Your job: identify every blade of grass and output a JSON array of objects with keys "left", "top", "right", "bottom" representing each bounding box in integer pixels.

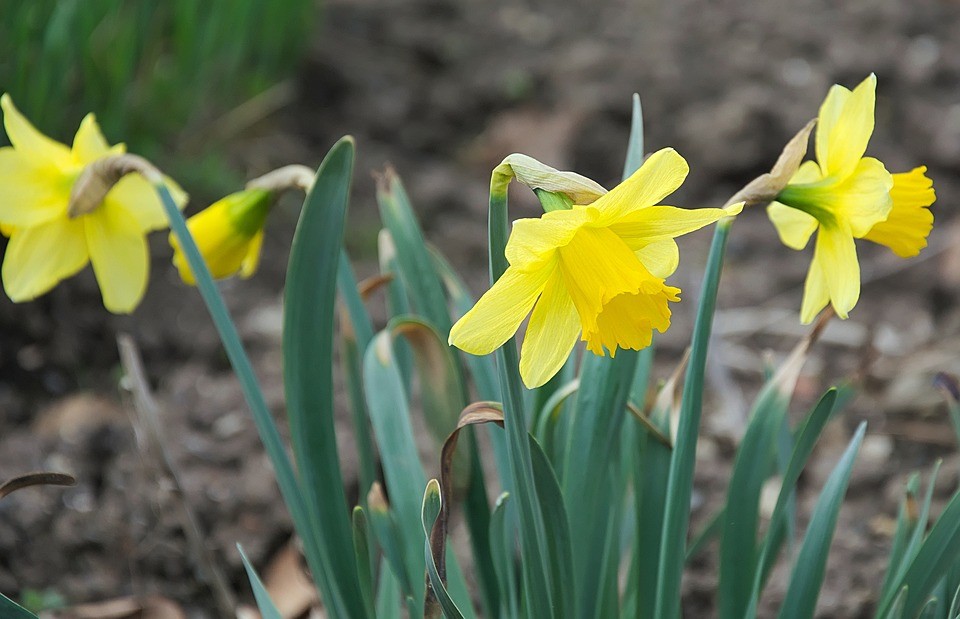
[
  {"left": 238, "top": 545, "right": 284, "bottom": 619},
  {"left": 490, "top": 492, "right": 520, "bottom": 619},
  {"left": 777, "top": 422, "right": 866, "bottom": 619},
  {"left": 654, "top": 216, "right": 735, "bottom": 619}
]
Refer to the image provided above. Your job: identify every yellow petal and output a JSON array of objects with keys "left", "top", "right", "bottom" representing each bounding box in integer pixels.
[
  {"left": 790, "top": 160, "right": 824, "bottom": 185},
  {"left": 71, "top": 113, "right": 123, "bottom": 165},
  {"left": 767, "top": 201, "right": 819, "bottom": 250},
  {"left": 0, "top": 147, "right": 71, "bottom": 227},
  {"left": 606, "top": 204, "right": 736, "bottom": 247},
  {"left": 449, "top": 264, "right": 553, "bottom": 355},
  {"left": 815, "top": 223, "right": 860, "bottom": 319},
  {"left": 833, "top": 156, "right": 893, "bottom": 236},
  {"left": 863, "top": 166, "right": 935, "bottom": 258},
  {"left": 240, "top": 229, "right": 265, "bottom": 278},
  {"left": 817, "top": 75, "right": 876, "bottom": 178},
  {"left": 85, "top": 204, "right": 149, "bottom": 313},
  {"left": 635, "top": 239, "right": 679, "bottom": 279},
  {"left": 0, "top": 94, "right": 73, "bottom": 168},
  {"left": 2, "top": 217, "right": 88, "bottom": 302},
  {"left": 591, "top": 148, "right": 689, "bottom": 222},
  {"left": 106, "top": 173, "right": 187, "bottom": 232},
  {"left": 799, "top": 250, "right": 830, "bottom": 324},
  {"left": 504, "top": 206, "right": 595, "bottom": 270},
  {"left": 519, "top": 271, "right": 581, "bottom": 388}
]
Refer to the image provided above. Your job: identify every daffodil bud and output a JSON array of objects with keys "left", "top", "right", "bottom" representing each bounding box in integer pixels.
[
  {"left": 493, "top": 154, "right": 607, "bottom": 206},
  {"left": 170, "top": 188, "right": 274, "bottom": 285}
]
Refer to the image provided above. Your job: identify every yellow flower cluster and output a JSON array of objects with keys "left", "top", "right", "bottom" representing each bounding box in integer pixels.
[
  {"left": 0, "top": 74, "right": 937, "bottom": 388},
  {"left": 0, "top": 95, "right": 276, "bottom": 312},
  {"left": 768, "top": 75, "right": 935, "bottom": 323},
  {"left": 449, "top": 148, "right": 742, "bottom": 388}
]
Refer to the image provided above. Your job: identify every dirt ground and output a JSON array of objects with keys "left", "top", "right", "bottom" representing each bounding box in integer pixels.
[{"left": 3, "top": 0, "right": 960, "bottom": 616}]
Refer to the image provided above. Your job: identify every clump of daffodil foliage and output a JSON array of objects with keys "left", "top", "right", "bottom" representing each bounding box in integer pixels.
[{"left": 0, "top": 76, "right": 955, "bottom": 619}]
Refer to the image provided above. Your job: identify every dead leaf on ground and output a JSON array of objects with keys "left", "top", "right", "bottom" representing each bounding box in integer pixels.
[{"left": 41, "top": 595, "right": 185, "bottom": 619}]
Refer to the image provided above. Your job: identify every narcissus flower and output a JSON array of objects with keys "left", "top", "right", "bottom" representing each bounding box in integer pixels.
[
  {"left": 768, "top": 75, "right": 935, "bottom": 323},
  {"left": 449, "top": 148, "right": 742, "bottom": 388},
  {"left": 0, "top": 94, "right": 186, "bottom": 313},
  {"left": 170, "top": 188, "right": 273, "bottom": 285}
]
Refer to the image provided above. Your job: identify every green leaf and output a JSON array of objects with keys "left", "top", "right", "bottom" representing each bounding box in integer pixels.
[
  {"left": 337, "top": 253, "right": 378, "bottom": 496},
  {"left": 630, "top": 350, "right": 676, "bottom": 619},
  {"left": 655, "top": 218, "right": 734, "bottom": 619},
  {"left": 777, "top": 422, "right": 866, "bottom": 619},
  {"left": 363, "top": 331, "right": 475, "bottom": 617},
  {"left": 375, "top": 561, "right": 402, "bottom": 619},
  {"left": 529, "top": 433, "right": 576, "bottom": 617},
  {"left": 422, "top": 479, "right": 466, "bottom": 619},
  {"left": 156, "top": 175, "right": 345, "bottom": 613},
  {"left": 563, "top": 93, "right": 647, "bottom": 619},
  {"left": 719, "top": 383, "right": 792, "bottom": 619},
  {"left": 281, "top": 137, "right": 367, "bottom": 617},
  {"left": 622, "top": 93, "right": 645, "bottom": 179},
  {"left": 748, "top": 389, "right": 840, "bottom": 611},
  {"left": 364, "top": 332, "right": 429, "bottom": 606},
  {"left": 488, "top": 166, "right": 560, "bottom": 617},
  {"left": 0, "top": 594, "right": 38, "bottom": 619},
  {"left": 376, "top": 170, "right": 452, "bottom": 334},
  {"left": 490, "top": 492, "right": 520, "bottom": 619},
  {"left": 352, "top": 507, "right": 376, "bottom": 619},
  {"left": 238, "top": 544, "right": 284, "bottom": 619},
  {"left": 884, "top": 481, "right": 960, "bottom": 617},
  {"left": 367, "top": 484, "right": 415, "bottom": 598},
  {"left": 876, "top": 464, "right": 942, "bottom": 616},
  {"left": 389, "top": 316, "right": 468, "bottom": 446}
]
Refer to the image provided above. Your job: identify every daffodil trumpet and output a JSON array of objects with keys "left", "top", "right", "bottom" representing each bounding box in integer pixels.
[
  {"left": 766, "top": 74, "right": 935, "bottom": 323},
  {"left": 0, "top": 94, "right": 187, "bottom": 313},
  {"left": 449, "top": 148, "right": 742, "bottom": 389}
]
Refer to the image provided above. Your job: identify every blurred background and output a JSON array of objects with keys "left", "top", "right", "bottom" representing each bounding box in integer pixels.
[{"left": 1, "top": 0, "right": 958, "bottom": 615}]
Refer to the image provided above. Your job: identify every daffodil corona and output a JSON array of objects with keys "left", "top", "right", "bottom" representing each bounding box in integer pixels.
[
  {"left": 449, "top": 148, "right": 742, "bottom": 388},
  {"left": 768, "top": 75, "right": 935, "bottom": 323},
  {"left": 170, "top": 188, "right": 273, "bottom": 285},
  {"left": 0, "top": 95, "right": 186, "bottom": 313}
]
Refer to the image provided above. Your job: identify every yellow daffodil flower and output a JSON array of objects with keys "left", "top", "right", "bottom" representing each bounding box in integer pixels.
[
  {"left": 170, "top": 188, "right": 273, "bottom": 285},
  {"left": 449, "top": 148, "right": 742, "bottom": 388},
  {"left": 767, "top": 75, "right": 935, "bottom": 323},
  {"left": 0, "top": 94, "right": 187, "bottom": 313}
]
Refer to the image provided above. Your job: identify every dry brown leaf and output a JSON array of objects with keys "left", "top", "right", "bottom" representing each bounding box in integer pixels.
[
  {"left": 263, "top": 541, "right": 319, "bottom": 619},
  {"left": 43, "top": 595, "right": 185, "bottom": 619}
]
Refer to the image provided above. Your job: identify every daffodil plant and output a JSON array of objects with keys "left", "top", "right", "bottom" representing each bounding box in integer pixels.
[{"left": 2, "top": 77, "right": 957, "bottom": 619}]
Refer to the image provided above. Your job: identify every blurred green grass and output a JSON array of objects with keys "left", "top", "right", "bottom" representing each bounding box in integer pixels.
[{"left": 0, "top": 0, "right": 316, "bottom": 197}]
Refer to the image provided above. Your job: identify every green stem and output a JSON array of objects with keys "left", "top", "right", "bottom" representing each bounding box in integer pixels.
[{"left": 654, "top": 217, "right": 733, "bottom": 619}]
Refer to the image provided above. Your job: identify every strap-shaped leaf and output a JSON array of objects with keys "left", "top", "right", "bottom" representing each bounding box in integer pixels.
[
  {"left": 422, "top": 479, "right": 466, "bottom": 619},
  {"left": 777, "top": 422, "right": 866, "bottom": 619},
  {"left": 238, "top": 544, "right": 284, "bottom": 619}
]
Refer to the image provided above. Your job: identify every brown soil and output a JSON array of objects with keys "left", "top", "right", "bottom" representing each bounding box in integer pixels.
[{"left": 2, "top": 0, "right": 960, "bottom": 616}]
